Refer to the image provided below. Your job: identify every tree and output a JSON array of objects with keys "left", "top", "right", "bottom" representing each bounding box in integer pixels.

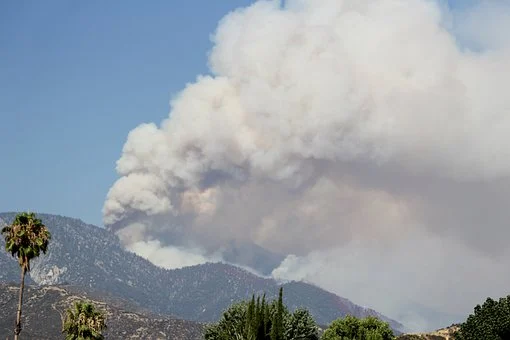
[
  {"left": 454, "top": 296, "right": 510, "bottom": 340},
  {"left": 204, "top": 288, "right": 319, "bottom": 340},
  {"left": 285, "top": 308, "right": 319, "bottom": 340},
  {"left": 2, "top": 212, "right": 51, "bottom": 340},
  {"left": 204, "top": 301, "right": 249, "bottom": 340},
  {"left": 271, "top": 287, "right": 284, "bottom": 340},
  {"left": 321, "top": 315, "right": 395, "bottom": 340},
  {"left": 62, "top": 300, "right": 107, "bottom": 340}
]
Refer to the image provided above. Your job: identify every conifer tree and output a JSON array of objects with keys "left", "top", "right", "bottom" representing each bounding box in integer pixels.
[
  {"left": 254, "top": 296, "right": 261, "bottom": 339},
  {"left": 258, "top": 294, "right": 268, "bottom": 340},
  {"left": 264, "top": 297, "right": 271, "bottom": 339},
  {"left": 246, "top": 295, "right": 256, "bottom": 339},
  {"left": 271, "top": 287, "right": 284, "bottom": 340},
  {"left": 205, "top": 287, "right": 318, "bottom": 340}
]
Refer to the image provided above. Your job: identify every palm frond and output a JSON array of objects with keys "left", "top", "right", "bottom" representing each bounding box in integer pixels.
[{"left": 2, "top": 212, "right": 52, "bottom": 272}]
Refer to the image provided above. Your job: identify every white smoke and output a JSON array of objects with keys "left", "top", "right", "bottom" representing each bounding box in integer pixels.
[
  {"left": 128, "top": 240, "right": 223, "bottom": 270},
  {"left": 104, "top": 0, "right": 510, "bottom": 331},
  {"left": 272, "top": 230, "right": 510, "bottom": 331}
]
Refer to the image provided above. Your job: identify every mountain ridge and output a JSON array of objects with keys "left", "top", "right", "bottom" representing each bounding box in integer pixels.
[
  {"left": 0, "top": 212, "right": 405, "bottom": 333},
  {"left": 0, "top": 283, "right": 204, "bottom": 339}
]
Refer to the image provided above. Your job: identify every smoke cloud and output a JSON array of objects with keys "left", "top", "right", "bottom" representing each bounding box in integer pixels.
[
  {"left": 103, "top": 0, "right": 510, "bottom": 331},
  {"left": 128, "top": 240, "right": 223, "bottom": 270}
]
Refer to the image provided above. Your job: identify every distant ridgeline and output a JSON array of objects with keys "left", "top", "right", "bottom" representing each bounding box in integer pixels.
[{"left": 0, "top": 212, "right": 405, "bottom": 334}]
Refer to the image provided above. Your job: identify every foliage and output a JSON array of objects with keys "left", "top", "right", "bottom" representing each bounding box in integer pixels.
[
  {"left": 321, "top": 315, "right": 395, "bottom": 340},
  {"left": 204, "top": 300, "right": 250, "bottom": 339},
  {"left": 62, "top": 300, "right": 107, "bottom": 340},
  {"left": 2, "top": 211, "right": 51, "bottom": 339},
  {"left": 454, "top": 296, "right": 510, "bottom": 340},
  {"left": 2, "top": 212, "right": 51, "bottom": 272},
  {"left": 204, "top": 288, "right": 319, "bottom": 340},
  {"left": 271, "top": 287, "right": 285, "bottom": 340},
  {"left": 285, "top": 308, "right": 319, "bottom": 340}
]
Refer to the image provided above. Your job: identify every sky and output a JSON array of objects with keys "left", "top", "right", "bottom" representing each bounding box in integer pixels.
[
  {"left": 2, "top": 0, "right": 510, "bottom": 333},
  {"left": 0, "top": 0, "right": 477, "bottom": 227},
  {"left": 0, "top": 0, "right": 253, "bottom": 226}
]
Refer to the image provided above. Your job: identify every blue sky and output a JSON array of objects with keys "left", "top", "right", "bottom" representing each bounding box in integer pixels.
[
  {"left": 0, "top": 0, "right": 254, "bottom": 226},
  {"left": 0, "top": 0, "right": 474, "bottom": 227}
]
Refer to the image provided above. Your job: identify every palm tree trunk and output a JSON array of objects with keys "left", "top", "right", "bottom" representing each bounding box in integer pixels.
[{"left": 14, "top": 267, "right": 26, "bottom": 340}]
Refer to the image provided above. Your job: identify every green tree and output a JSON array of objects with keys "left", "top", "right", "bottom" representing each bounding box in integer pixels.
[
  {"left": 204, "top": 288, "right": 319, "bottom": 340},
  {"left": 205, "top": 301, "right": 249, "bottom": 340},
  {"left": 246, "top": 295, "right": 256, "bottom": 338},
  {"left": 271, "top": 287, "right": 284, "bottom": 340},
  {"left": 2, "top": 212, "right": 51, "bottom": 340},
  {"left": 62, "top": 301, "right": 107, "bottom": 340},
  {"left": 285, "top": 308, "right": 319, "bottom": 340},
  {"left": 321, "top": 315, "right": 394, "bottom": 340},
  {"left": 454, "top": 296, "right": 510, "bottom": 340},
  {"left": 264, "top": 299, "right": 271, "bottom": 338}
]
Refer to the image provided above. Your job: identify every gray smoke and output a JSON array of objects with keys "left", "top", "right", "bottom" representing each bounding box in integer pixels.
[{"left": 103, "top": 0, "right": 510, "bottom": 331}]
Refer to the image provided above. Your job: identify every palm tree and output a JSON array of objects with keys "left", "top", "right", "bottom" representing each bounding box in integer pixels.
[
  {"left": 62, "top": 301, "right": 107, "bottom": 340},
  {"left": 1, "top": 212, "right": 51, "bottom": 340}
]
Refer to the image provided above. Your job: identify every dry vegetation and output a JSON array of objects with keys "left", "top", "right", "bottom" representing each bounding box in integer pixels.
[{"left": 397, "top": 325, "right": 460, "bottom": 340}]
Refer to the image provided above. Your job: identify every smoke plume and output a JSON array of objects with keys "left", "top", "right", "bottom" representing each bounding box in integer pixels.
[{"left": 104, "top": 0, "right": 510, "bottom": 331}]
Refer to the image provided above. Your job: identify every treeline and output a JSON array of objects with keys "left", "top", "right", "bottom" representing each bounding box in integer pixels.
[
  {"left": 206, "top": 288, "right": 510, "bottom": 340},
  {"left": 204, "top": 287, "right": 394, "bottom": 340},
  {"left": 4, "top": 212, "right": 510, "bottom": 340}
]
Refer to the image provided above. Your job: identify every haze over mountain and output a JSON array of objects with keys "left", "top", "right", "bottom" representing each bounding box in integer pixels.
[
  {"left": 0, "top": 212, "right": 406, "bottom": 334},
  {"left": 2, "top": 0, "right": 509, "bottom": 334},
  {"left": 101, "top": 0, "right": 510, "bottom": 332}
]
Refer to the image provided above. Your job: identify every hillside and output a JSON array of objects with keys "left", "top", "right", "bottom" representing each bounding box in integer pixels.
[
  {"left": 0, "top": 212, "right": 405, "bottom": 333},
  {"left": 397, "top": 325, "right": 460, "bottom": 340},
  {"left": 0, "top": 283, "right": 204, "bottom": 339}
]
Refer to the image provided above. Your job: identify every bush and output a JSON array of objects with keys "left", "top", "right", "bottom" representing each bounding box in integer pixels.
[{"left": 321, "top": 315, "right": 395, "bottom": 340}]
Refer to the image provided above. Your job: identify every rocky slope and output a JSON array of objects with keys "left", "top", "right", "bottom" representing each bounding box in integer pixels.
[
  {"left": 0, "top": 212, "right": 405, "bottom": 333},
  {"left": 0, "top": 283, "right": 204, "bottom": 339}
]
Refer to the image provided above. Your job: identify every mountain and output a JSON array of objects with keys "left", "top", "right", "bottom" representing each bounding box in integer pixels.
[
  {"left": 221, "top": 239, "right": 285, "bottom": 276},
  {"left": 0, "top": 283, "right": 204, "bottom": 339},
  {"left": 0, "top": 212, "right": 405, "bottom": 333}
]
